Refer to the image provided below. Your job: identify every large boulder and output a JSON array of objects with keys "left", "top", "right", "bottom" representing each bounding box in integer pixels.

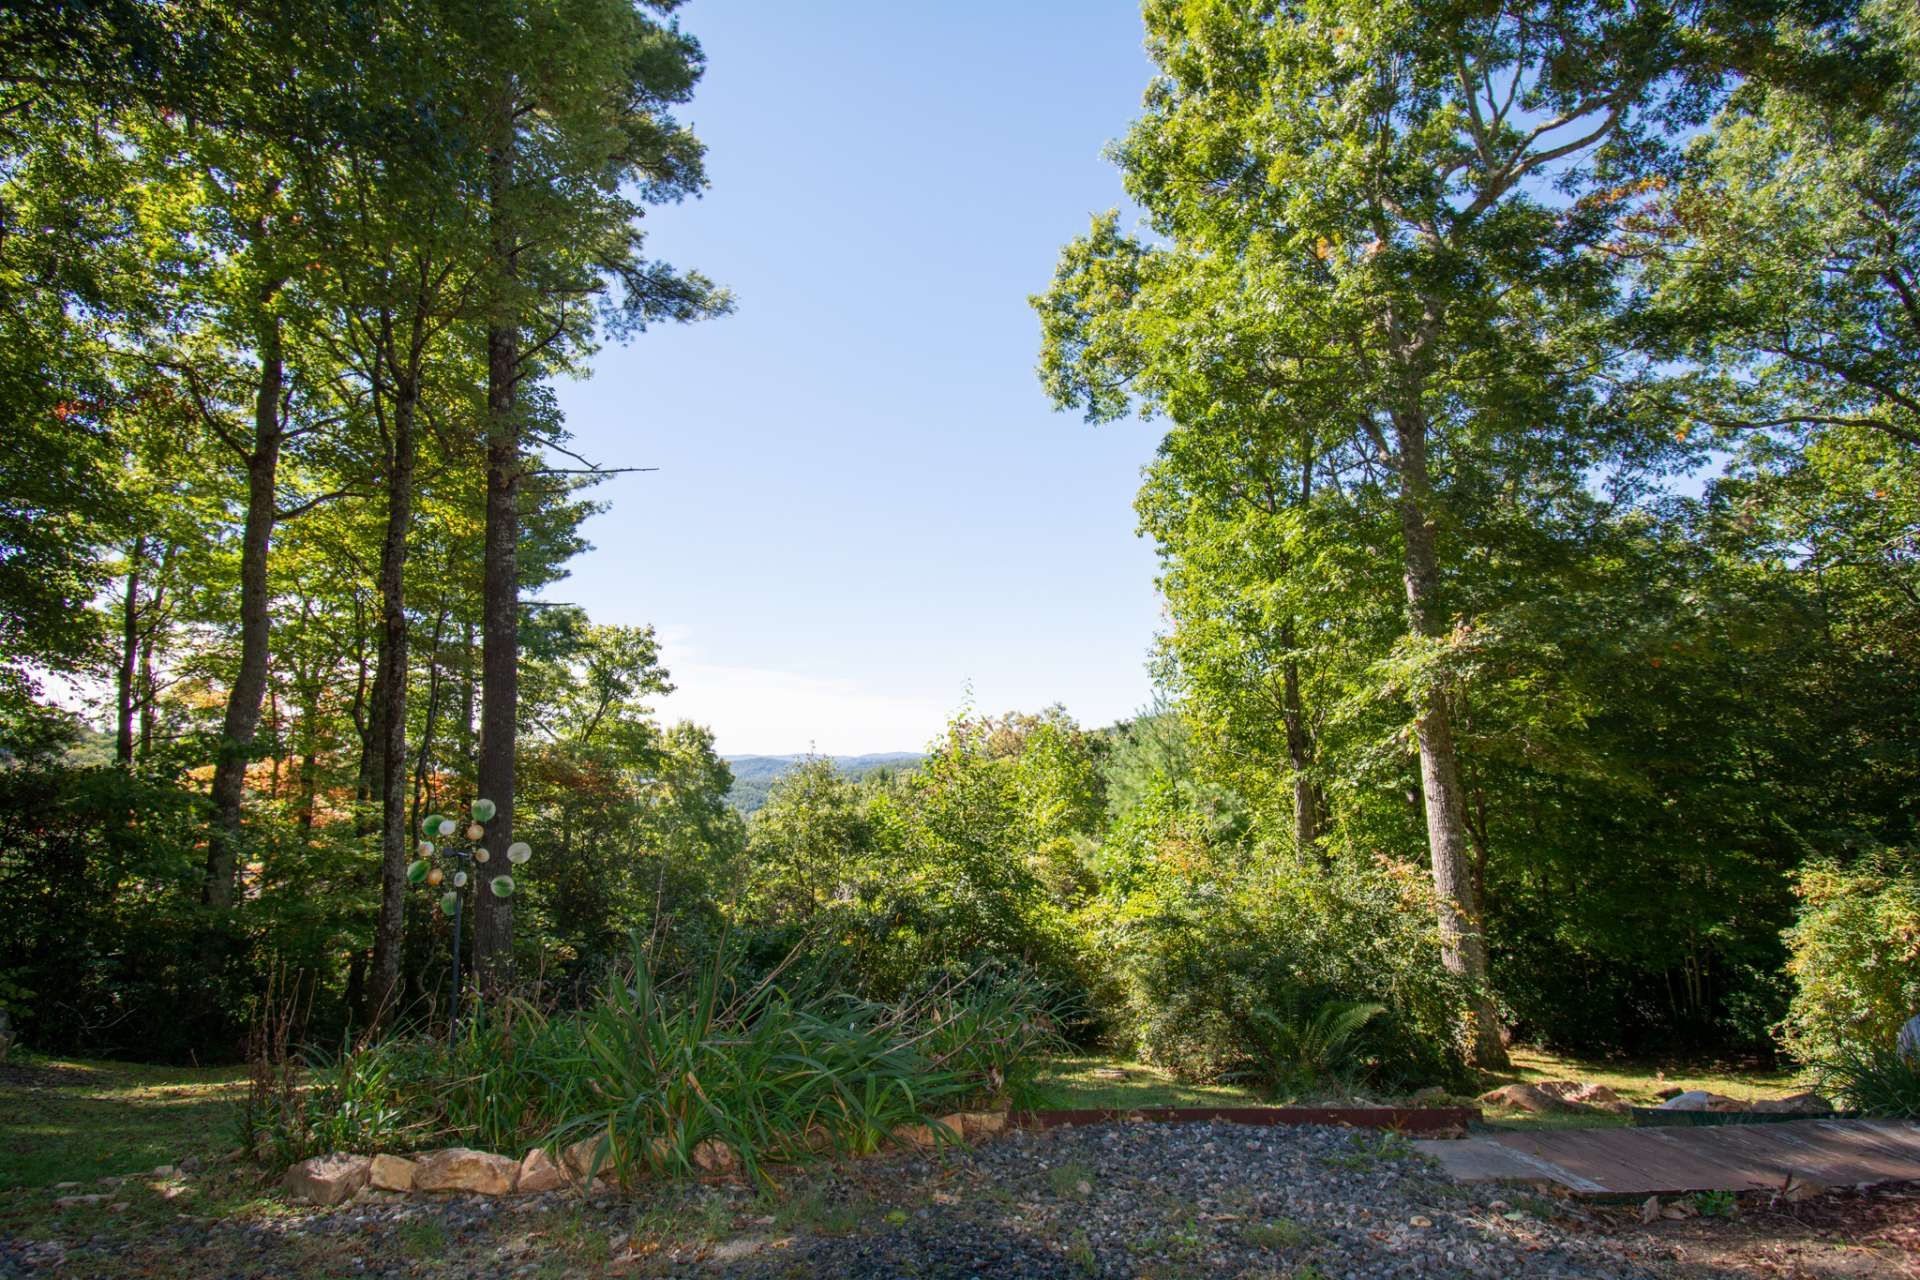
[
  {"left": 413, "top": 1148, "right": 518, "bottom": 1196},
  {"left": 283, "top": 1153, "right": 371, "bottom": 1206},
  {"left": 1478, "top": 1083, "right": 1581, "bottom": 1114},
  {"left": 1659, "top": 1090, "right": 1745, "bottom": 1113},
  {"left": 1533, "top": 1081, "right": 1630, "bottom": 1114}
]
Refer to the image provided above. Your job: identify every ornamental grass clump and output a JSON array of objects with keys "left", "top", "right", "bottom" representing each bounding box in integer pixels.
[
  {"left": 552, "top": 936, "right": 1055, "bottom": 1184},
  {"left": 271, "top": 933, "right": 1052, "bottom": 1183}
]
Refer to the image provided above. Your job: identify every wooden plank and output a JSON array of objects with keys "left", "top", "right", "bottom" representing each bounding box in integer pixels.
[{"left": 1427, "top": 1121, "right": 1920, "bottom": 1196}]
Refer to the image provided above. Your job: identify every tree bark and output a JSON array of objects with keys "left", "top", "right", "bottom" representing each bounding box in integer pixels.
[
  {"left": 204, "top": 308, "right": 285, "bottom": 909},
  {"left": 472, "top": 104, "right": 521, "bottom": 996},
  {"left": 472, "top": 319, "right": 520, "bottom": 995},
  {"left": 366, "top": 357, "right": 420, "bottom": 1024},
  {"left": 115, "top": 534, "right": 146, "bottom": 766},
  {"left": 1390, "top": 405, "right": 1508, "bottom": 1068}
]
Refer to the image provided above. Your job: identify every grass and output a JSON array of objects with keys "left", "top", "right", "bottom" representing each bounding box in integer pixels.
[
  {"left": 1031, "top": 1046, "right": 1816, "bottom": 1132},
  {"left": 1026, "top": 1055, "right": 1263, "bottom": 1110},
  {"left": 1472, "top": 1046, "right": 1813, "bottom": 1130},
  {"left": 0, "top": 1054, "right": 248, "bottom": 1189}
]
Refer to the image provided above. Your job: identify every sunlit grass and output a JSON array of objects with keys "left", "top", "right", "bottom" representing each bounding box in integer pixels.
[
  {"left": 1026, "top": 1055, "right": 1263, "bottom": 1110},
  {"left": 0, "top": 1055, "right": 247, "bottom": 1189},
  {"left": 1472, "top": 1046, "right": 1813, "bottom": 1130}
]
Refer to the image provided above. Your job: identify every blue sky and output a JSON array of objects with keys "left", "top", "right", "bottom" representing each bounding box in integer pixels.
[{"left": 551, "top": 2, "right": 1165, "bottom": 755}]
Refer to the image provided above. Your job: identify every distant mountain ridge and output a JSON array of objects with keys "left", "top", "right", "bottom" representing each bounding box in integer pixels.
[{"left": 723, "top": 752, "right": 923, "bottom": 814}]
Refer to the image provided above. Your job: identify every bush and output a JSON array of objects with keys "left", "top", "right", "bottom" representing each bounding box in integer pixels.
[
  {"left": 1781, "top": 851, "right": 1920, "bottom": 1063},
  {"left": 1816, "top": 1039, "right": 1920, "bottom": 1119},
  {"left": 1087, "top": 783, "right": 1468, "bottom": 1094},
  {"left": 258, "top": 934, "right": 1056, "bottom": 1183}
]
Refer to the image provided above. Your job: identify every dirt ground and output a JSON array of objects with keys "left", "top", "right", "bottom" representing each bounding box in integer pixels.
[{"left": 1587, "top": 1181, "right": 1920, "bottom": 1279}]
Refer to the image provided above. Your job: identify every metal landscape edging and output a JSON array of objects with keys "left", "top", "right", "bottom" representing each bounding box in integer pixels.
[{"left": 1015, "top": 1106, "right": 1481, "bottom": 1137}]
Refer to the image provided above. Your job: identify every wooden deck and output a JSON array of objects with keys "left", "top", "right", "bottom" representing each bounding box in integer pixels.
[{"left": 1415, "top": 1119, "right": 1920, "bottom": 1196}]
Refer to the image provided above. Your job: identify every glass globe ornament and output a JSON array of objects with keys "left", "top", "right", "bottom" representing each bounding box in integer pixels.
[
  {"left": 470, "top": 797, "right": 497, "bottom": 822},
  {"left": 464, "top": 822, "right": 484, "bottom": 841},
  {"left": 440, "top": 891, "right": 459, "bottom": 916},
  {"left": 506, "top": 842, "right": 531, "bottom": 865},
  {"left": 421, "top": 814, "right": 444, "bottom": 837},
  {"left": 418, "top": 840, "right": 434, "bottom": 858},
  {"left": 474, "top": 848, "right": 490, "bottom": 864},
  {"left": 426, "top": 866, "right": 444, "bottom": 887},
  {"left": 489, "top": 875, "right": 516, "bottom": 898},
  {"left": 452, "top": 870, "right": 468, "bottom": 888},
  {"left": 406, "top": 859, "right": 430, "bottom": 885}
]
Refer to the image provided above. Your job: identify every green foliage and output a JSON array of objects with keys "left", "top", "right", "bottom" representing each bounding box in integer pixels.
[
  {"left": 1815, "top": 1039, "right": 1920, "bottom": 1120},
  {"left": 1782, "top": 853, "right": 1920, "bottom": 1063},
  {"left": 1245, "top": 1000, "right": 1387, "bottom": 1098},
  {"left": 264, "top": 936, "right": 1055, "bottom": 1182}
]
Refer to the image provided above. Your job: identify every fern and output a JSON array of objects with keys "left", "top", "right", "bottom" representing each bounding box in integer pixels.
[{"left": 1245, "top": 999, "right": 1386, "bottom": 1095}]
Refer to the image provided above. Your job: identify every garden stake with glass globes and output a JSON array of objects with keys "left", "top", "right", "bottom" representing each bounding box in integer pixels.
[{"left": 406, "top": 798, "right": 527, "bottom": 1039}]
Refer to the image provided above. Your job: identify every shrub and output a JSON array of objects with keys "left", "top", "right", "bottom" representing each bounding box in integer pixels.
[
  {"left": 1781, "top": 851, "right": 1920, "bottom": 1063},
  {"left": 1816, "top": 1039, "right": 1920, "bottom": 1119},
  {"left": 1087, "top": 785, "right": 1468, "bottom": 1093}
]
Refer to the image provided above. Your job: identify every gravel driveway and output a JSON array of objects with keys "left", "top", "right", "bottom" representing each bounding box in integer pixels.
[{"left": 5, "top": 1121, "right": 1673, "bottom": 1279}]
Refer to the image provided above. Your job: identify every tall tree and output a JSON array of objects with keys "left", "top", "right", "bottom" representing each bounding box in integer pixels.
[
  {"left": 1042, "top": 0, "right": 1810, "bottom": 1063},
  {"left": 459, "top": 0, "right": 729, "bottom": 993}
]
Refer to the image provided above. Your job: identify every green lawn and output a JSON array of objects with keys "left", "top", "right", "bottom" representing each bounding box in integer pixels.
[
  {"left": 1026, "top": 1055, "right": 1264, "bottom": 1110},
  {"left": 1029, "top": 1047, "right": 1816, "bottom": 1131},
  {"left": 0, "top": 1055, "right": 249, "bottom": 1189}
]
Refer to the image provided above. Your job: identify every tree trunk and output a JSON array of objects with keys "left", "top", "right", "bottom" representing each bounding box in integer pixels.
[
  {"left": 115, "top": 534, "right": 146, "bottom": 766},
  {"left": 472, "top": 320, "right": 520, "bottom": 995},
  {"left": 1391, "top": 405, "right": 1508, "bottom": 1069},
  {"left": 367, "top": 364, "right": 420, "bottom": 1024},
  {"left": 204, "top": 309, "right": 285, "bottom": 908},
  {"left": 473, "top": 104, "right": 522, "bottom": 996},
  {"left": 1280, "top": 638, "right": 1323, "bottom": 857}
]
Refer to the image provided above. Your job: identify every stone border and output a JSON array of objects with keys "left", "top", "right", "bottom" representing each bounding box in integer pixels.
[{"left": 281, "top": 1109, "right": 1012, "bottom": 1205}]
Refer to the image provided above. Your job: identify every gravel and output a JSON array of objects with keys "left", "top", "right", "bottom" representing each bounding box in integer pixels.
[{"left": 3, "top": 1121, "right": 1671, "bottom": 1279}]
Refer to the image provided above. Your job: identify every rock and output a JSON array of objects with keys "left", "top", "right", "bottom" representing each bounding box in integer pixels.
[
  {"left": 1653, "top": 1085, "right": 1686, "bottom": 1100},
  {"left": 892, "top": 1122, "right": 939, "bottom": 1149},
  {"left": 52, "top": 1194, "right": 110, "bottom": 1209},
  {"left": 1477, "top": 1083, "right": 1584, "bottom": 1113},
  {"left": 1750, "top": 1091, "right": 1833, "bottom": 1116},
  {"left": 1659, "top": 1090, "right": 1744, "bottom": 1113},
  {"left": 149, "top": 1163, "right": 177, "bottom": 1177},
  {"left": 51, "top": 1181, "right": 80, "bottom": 1190},
  {"left": 1410, "top": 1085, "right": 1448, "bottom": 1103},
  {"left": 691, "top": 1138, "right": 737, "bottom": 1174},
  {"left": 1534, "top": 1081, "right": 1631, "bottom": 1114},
  {"left": 1640, "top": 1195, "right": 1661, "bottom": 1224},
  {"left": 413, "top": 1147, "right": 518, "bottom": 1196},
  {"left": 1409, "top": 1214, "right": 1432, "bottom": 1228},
  {"left": 932, "top": 1114, "right": 969, "bottom": 1141},
  {"left": 1661, "top": 1201, "right": 1696, "bottom": 1220},
  {"left": 368, "top": 1154, "right": 418, "bottom": 1192},
  {"left": 282, "top": 1153, "right": 371, "bottom": 1206},
  {"left": 562, "top": 1133, "right": 610, "bottom": 1180},
  {"left": 960, "top": 1110, "right": 1008, "bottom": 1138},
  {"left": 516, "top": 1148, "right": 567, "bottom": 1194}
]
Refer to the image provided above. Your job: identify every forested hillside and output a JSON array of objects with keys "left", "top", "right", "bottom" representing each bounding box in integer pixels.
[
  {"left": 0, "top": 0, "right": 1915, "bottom": 1130},
  {"left": 724, "top": 754, "right": 922, "bottom": 813}
]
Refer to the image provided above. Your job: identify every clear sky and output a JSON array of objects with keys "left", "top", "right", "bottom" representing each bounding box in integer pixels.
[{"left": 550, "top": 2, "right": 1165, "bottom": 756}]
